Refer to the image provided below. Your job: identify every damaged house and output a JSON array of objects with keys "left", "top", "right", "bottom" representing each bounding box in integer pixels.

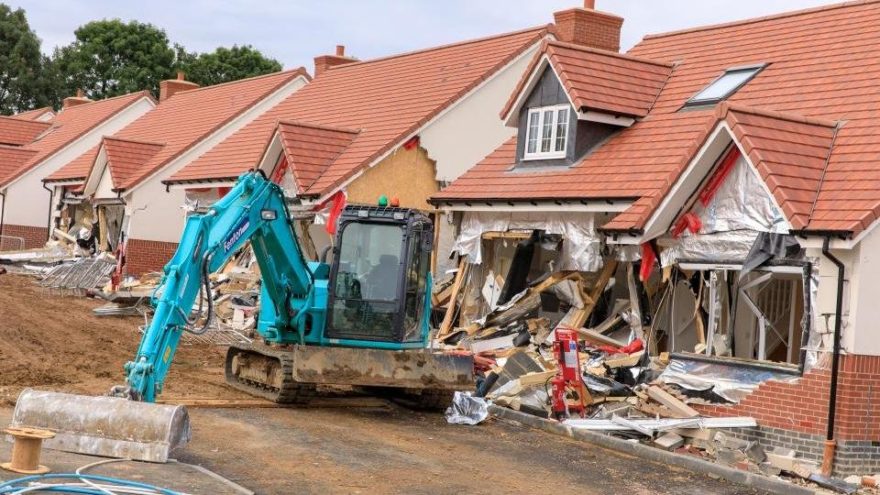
[
  {"left": 433, "top": 0, "right": 880, "bottom": 476},
  {"left": 0, "top": 92, "right": 155, "bottom": 250},
  {"left": 41, "top": 70, "right": 309, "bottom": 275},
  {"left": 161, "top": 31, "right": 554, "bottom": 271}
]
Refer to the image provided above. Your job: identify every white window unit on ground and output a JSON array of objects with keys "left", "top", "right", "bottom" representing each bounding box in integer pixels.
[{"left": 524, "top": 105, "right": 570, "bottom": 160}]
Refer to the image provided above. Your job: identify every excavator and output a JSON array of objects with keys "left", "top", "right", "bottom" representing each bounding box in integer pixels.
[{"left": 12, "top": 171, "right": 473, "bottom": 462}]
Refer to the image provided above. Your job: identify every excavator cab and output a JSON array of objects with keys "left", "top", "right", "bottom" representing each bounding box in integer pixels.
[{"left": 326, "top": 205, "right": 433, "bottom": 345}]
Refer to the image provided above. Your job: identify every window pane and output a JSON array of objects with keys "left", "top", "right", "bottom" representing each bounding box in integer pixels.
[
  {"left": 554, "top": 108, "right": 569, "bottom": 152},
  {"left": 690, "top": 68, "right": 760, "bottom": 103},
  {"left": 541, "top": 109, "right": 554, "bottom": 153},
  {"left": 526, "top": 111, "right": 539, "bottom": 154}
]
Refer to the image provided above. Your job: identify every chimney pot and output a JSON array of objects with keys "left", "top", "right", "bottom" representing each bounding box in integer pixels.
[
  {"left": 76, "top": 89, "right": 84, "bottom": 98},
  {"left": 160, "top": 75, "right": 200, "bottom": 102},
  {"left": 314, "top": 46, "right": 357, "bottom": 77},
  {"left": 584, "top": 0, "right": 595, "bottom": 9},
  {"left": 335, "top": 45, "right": 345, "bottom": 56},
  {"left": 177, "top": 70, "right": 185, "bottom": 80}
]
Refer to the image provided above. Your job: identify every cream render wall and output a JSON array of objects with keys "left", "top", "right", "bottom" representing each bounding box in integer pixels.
[{"left": 2, "top": 98, "right": 155, "bottom": 229}]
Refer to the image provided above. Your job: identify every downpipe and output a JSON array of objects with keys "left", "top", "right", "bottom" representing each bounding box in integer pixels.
[
  {"left": 820, "top": 236, "right": 845, "bottom": 477},
  {"left": 42, "top": 182, "right": 54, "bottom": 242}
]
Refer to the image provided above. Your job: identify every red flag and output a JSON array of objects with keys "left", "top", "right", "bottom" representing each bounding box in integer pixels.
[{"left": 639, "top": 243, "right": 657, "bottom": 282}]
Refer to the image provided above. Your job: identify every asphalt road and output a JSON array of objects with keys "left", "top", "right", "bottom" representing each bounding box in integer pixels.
[{"left": 179, "top": 400, "right": 773, "bottom": 495}]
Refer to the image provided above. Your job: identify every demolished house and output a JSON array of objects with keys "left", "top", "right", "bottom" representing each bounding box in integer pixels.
[
  {"left": 41, "top": 70, "right": 310, "bottom": 275},
  {"left": 0, "top": 91, "right": 155, "bottom": 250},
  {"left": 161, "top": 32, "right": 551, "bottom": 273},
  {"left": 432, "top": 0, "right": 880, "bottom": 477}
]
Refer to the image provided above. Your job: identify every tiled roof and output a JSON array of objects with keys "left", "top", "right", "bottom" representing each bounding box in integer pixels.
[
  {"left": 101, "top": 137, "right": 165, "bottom": 190},
  {"left": 438, "top": 0, "right": 880, "bottom": 235},
  {"left": 0, "top": 116, "right": 52, "bottom": 146},
  {"left": 46, "top": 69, "right": 307, "bottom": 190},
  {"left": 10, "top": 107, "right": 54, "bottom": 122},
  {"left": 501, "top": 40, "right": 672, "bottom": 120},
  {"left": 167, "top": 26, "right": 550, "bottom": 196},
  {"left": 0, "top": 145, "right": 38, "bottom": 183},
  {"left": 0, "top": 91, "right": 152, "bottom": 189},
  {"left": 274, "top": 121, "right": 360, "bottom": 194}
]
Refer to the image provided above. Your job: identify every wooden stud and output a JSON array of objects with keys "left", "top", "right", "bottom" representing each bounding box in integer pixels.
[{"left": 438, "top": 257, "right": 468, "bottom": 337}]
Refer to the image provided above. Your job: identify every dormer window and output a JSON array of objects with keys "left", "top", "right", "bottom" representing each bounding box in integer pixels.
[
  {"left": 524, "top": 105, "right": 570, "bottom": 160},
  {"left": 686, "top": 64, "right": 765, "bottom": 107}
]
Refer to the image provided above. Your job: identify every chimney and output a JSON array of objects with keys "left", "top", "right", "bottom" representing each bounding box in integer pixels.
[
  {"left": 159, "top": 71, "right": 200, "bottom": 102},
  {"left": 62, "top": 89, "right": 92, "bottom": 110},
  {"left": 553, "top": 0, "right": 624, "bottom": 52},
  {"left": 313, "top": 45, "right": 357, "bottom": 77}
]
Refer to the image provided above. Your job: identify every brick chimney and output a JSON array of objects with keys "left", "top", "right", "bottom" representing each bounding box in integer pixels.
[
  {"left": 62, "top": 89, "right": 92, "bottom": 110},
  {"left": 553, "top": 0, "right": 624, "bottom": 52},
  {"left": 159, "top": 71, "right": 200, "bottom": 102},
  {"left": 313, "top": 45, "right": 357, "bottom": 77}
]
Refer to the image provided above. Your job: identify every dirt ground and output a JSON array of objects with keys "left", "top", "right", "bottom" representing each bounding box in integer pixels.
[
  {"left": 0, "top": 273, "right": 244, "bottom": 405},
  {"left": 0, "top": 273, "right": 773, "bottom": 494}
]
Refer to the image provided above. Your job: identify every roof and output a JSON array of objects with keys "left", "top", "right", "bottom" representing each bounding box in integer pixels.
[
  {"left": 46, "top": 69, "right": 308, "bottom": 190},
  {"left": 502, "top": 40, "right": 672, "bottom": 120},
  {"left": 272, "top": 121, "right": 360, "bottom": 193},
  {"left": 101, "top": 137, "right": 165, "bottom": 190},
  {"left": 167, "top": 26, "right": 550, "bottom": 196},
  {"left": 0, "top": 91, "right": 152, "bottom": 189},
  {"left": 437, "top": 0, "right": 880, "bottom": 235},
  {"left": 0, "top": 145, "right": 38, "bottom": 183},
  {"left": 11, "top": 107, "right": 54, "bottom": 122},
  {"left": 0, "top": 117, "right": 52, "bottom": 146}
]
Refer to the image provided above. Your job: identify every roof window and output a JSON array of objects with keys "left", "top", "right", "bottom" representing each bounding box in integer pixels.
[{"left": 686, "top": 65, "right": 765, "bottom": 106}]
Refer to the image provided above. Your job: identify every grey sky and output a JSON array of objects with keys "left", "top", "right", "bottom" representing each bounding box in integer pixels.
[{"left": 12, "top": 1, "right": 831, "bottom": 70}]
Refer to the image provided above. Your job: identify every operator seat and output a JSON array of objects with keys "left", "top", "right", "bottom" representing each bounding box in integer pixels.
[{"left": 366, "top": 254, "right": 399, "bottom": 300}]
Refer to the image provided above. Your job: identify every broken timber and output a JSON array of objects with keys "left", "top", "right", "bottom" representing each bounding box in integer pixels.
[
  {"left": 438, "top": 257, "right": 469, "bottom": 337},
  {"left": 646, "top": 386, "right": 700, "bottom": 418}
]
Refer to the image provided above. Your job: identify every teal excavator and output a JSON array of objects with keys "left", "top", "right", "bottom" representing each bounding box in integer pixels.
[{"left": 13, "top": 171, "right": 472, "bottom": 462}]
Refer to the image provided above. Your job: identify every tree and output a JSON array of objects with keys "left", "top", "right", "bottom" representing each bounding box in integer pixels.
[
  {"left": 53, "top": 19, "right": 175, "bottom": 100},
  {"left": 176, "top": 45, "right": 282, "bottom": 87},
  {"left": 0, "top": 4, "right": 55, "bottom": 114}
]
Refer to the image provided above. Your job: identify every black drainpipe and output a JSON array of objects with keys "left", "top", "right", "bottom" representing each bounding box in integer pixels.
[
  {"left": 42, "top": 182, "right": 54, "bottom": 241},
  {"left": 0, "top": 190, "right": 6, "bottom": 240},
  {"left": 820, "top": 236, "right": 845, "bottom": 476}
]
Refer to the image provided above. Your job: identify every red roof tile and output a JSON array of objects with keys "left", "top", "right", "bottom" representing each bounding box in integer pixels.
[
  {"left": 46, "top": 69, "right": 308, "bottom": 189},
  {"left": 167, "top": 26, "right": 550, "bottom": 196},
  {"left": 11, "top": 107, "right": 54, "bottom": 122},
  {"left": 0, "top": 91, "right": 152, "bottom": 188},
  {"left": 274, "top": 121, "right": 359, "bottom": 194},
  {"left": 438, "top": 0, "right": 880, "bottom": 235},
  {"left": 502, "top": 40, "right": 672, "bottom": 120},
  {"left": 0, "top": 116, "right": 51, "bottom": 146},
  {"left": 101, "top": 137, "right": 165, "bottom": 190},
  {"left": 0, "top": 145, "right": 38, "bottom": 183}
]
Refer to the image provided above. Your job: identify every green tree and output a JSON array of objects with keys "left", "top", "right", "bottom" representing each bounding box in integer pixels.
[
  {"left": 53, "top": 19, "right": 175, "bottom": 100},
  {"left": 176, "top": 45, "right": 282, "bottom": 87},
  {"left": 0, "top": 4, "right": 55, "bottom": 114}
]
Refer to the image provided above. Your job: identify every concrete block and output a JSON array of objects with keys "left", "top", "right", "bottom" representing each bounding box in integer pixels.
[
  {"left": 760, "top": 462, "right": 782, "bottom": 477},
  {"left": 715, "top": 432, "right": 751, "bottom": 451},
  {"left": 654, "top": 432, "right": 685, "bottom": 451},
  {"left": 766, "top": 451, "right": 797, "bottom": 472},
  {"left": 716, "top": 447, "right": 747, "bottom": 467},
  {"left": 745, "top": 441, "right": 766, "bottom": 463}
]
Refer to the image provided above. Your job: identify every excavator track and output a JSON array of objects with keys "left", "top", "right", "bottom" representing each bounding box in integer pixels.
[{"left": 225, "top": 342, "right": 315, "bottom": 404}]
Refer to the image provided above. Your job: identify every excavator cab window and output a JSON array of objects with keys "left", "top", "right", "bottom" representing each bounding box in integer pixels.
[{"left": 326, "top": 206, "right": 432, "bottom": 343}]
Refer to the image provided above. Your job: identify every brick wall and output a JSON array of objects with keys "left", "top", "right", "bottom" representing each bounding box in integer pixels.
[
  {"left": 0, "top": 224, "right": 48, "bottom": 250},
  {"left": 694, "top": 354, "right": 880, "bottom": 475},
  {"left": 125, "top": 238, "right": 178, "bottom": 276},
  {"left": 553, "top": 8, "right": 623, "bottom": 52}
]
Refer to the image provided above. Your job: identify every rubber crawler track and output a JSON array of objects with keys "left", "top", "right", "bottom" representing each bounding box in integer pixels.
[{"left": 225, "top": 342, "right": 316, "bottom": 404}]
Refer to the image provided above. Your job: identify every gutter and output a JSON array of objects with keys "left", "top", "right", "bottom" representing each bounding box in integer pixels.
[{"left": 820, "top": 236, "right": 845, "bottom": 477}]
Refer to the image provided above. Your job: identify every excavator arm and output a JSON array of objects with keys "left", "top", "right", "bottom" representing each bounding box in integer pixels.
[{"left": 119, "top": 171, "right": 313, "bottom": 402}]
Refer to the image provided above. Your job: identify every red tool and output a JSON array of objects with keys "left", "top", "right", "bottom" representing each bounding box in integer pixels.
[{"left": 550, "top": 328, "right": 590, "bottom": 419}]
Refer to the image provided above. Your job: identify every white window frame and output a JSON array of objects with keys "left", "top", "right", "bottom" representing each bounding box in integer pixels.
[{"left": 523, "top": 104, "right": 570, "bottom": 161}]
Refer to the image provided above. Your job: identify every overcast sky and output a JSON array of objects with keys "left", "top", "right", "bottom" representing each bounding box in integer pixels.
[{"left": 12, "top": 0, "right": 831, "bottom": 69}]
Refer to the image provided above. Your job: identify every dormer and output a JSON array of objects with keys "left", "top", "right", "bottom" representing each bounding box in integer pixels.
[{"left": 501, "top": 40, "right": 671, "bottom": 167}]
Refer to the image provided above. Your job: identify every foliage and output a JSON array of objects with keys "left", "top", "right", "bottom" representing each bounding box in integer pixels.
[
  {"left": 175, "top": 45, "right": 282, "bottom": 87},
  {"left": 0, "top": 4, "right": 56, "bottom": 114}
]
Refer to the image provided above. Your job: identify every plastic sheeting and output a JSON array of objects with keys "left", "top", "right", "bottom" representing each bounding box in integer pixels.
[
  {"left": 450, "top": 211, "right": 602, "bottom": 271},
  {"left": 445, "top": 391, "right": 490, "bottom": 425},
  {"left": 661, "top": 154, "right": 789, "bottom": 266},
  {"left": 659, "top": 357, "right": 799, "bottom": 403}
]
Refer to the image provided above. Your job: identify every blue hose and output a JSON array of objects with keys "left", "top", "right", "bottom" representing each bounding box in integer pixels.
[{"left": 0, "top": 473, "right": 182, "bottom": 494}]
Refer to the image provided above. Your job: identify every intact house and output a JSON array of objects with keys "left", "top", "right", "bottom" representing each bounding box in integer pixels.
[
  {"left": 160, "top": 29, "right": 555, "bottom": 275},
  {"left": 41, "top": 70, "right": 309, "bottom": 275},
  {"left": 0, "top": 92, "right": 155, "bottom": 250},
  {"left": 432, "top": 0, "right": 880, "bottom": 476}
]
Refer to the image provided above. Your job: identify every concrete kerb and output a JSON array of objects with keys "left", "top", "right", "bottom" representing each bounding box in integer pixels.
[{"left": 489, "top": 405, "right": 816, "bottom": 495}]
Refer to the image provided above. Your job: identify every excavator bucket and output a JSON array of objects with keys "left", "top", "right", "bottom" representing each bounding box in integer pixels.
[{"left": 11, "top": 389, "right": 191, "bottom": 463}]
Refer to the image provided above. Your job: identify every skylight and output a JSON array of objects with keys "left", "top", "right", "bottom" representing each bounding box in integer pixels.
[{"left": 686, "top": 65, "right": 765, "bottom": 106}]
